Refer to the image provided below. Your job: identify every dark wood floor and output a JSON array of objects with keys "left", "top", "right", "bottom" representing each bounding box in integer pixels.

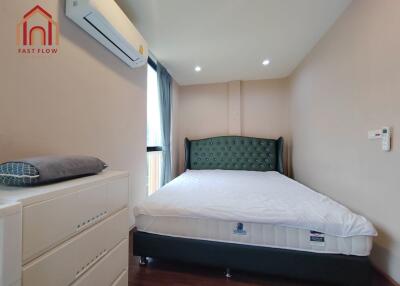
[{"left": 128, "top": 233, "right": 394, "bottom": 286}]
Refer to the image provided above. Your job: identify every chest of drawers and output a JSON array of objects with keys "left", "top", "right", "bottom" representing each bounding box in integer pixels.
[{"left": 0, "top": 171, "right": 129, "bottom": 286}]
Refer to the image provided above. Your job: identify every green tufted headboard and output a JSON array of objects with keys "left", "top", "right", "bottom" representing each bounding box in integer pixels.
[{"left": 184, "top": 136, "right": 284, "bottom": 174}]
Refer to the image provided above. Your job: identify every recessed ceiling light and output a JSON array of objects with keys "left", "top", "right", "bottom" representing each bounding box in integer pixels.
[
  {"left": 195, "top": 66, "right": 202, "bottom": 72},
  {"left": 262, "top": 59, "right": 270, "bottom": 66}
]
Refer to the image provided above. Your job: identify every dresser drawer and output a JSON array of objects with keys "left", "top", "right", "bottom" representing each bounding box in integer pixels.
[
  {"left": 111, "top": 270, "right": 128, "bottom": 286},
  {"left": 106, "top": 176, "right": 129, "bottom": 215},
  {"left": 71, "top": 239, "right": 128, "bottom": 286},
  {"left": 22, "top": 208, "right": 128, "bottom": 286},
  {"left": 23, "top": 176, "right": 128, "bottom": 262}
]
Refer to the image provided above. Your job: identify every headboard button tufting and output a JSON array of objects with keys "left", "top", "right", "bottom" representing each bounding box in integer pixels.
[{"left": 185, "top": 136, "right": 284, "bottom": 173}]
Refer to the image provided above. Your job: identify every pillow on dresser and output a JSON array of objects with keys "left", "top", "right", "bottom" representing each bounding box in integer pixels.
[{"left": 0, "top": 155, "right": 107, "bottom": 187}]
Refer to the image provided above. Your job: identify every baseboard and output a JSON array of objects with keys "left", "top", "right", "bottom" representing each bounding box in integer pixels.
[
  {"left": 373, "top": 266, "right": 400, "bottom": 286},
  {"left": 370, "top": 242, "right": 400, "bottom": 286}
]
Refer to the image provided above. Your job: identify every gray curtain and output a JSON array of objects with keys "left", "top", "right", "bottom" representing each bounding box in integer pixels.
[{"left": 157, "top": 63, "right": 172, "bottom": 186}]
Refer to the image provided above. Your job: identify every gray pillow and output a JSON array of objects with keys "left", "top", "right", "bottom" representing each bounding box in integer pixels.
[{"left": 0, "top": 155, "right": 107, "bottom": 187}]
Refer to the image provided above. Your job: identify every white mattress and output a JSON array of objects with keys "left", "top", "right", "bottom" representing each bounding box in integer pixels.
[
  {"left": 135, "top": 170, "right": 376, "bottom": 256},
  {"left": 136, "top": 214, "right": 373, "bottom": 256}
]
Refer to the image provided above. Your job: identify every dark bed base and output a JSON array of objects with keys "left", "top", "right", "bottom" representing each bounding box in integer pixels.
[{"left": 133, "top": 231, "right": 372, "bottom": 286}]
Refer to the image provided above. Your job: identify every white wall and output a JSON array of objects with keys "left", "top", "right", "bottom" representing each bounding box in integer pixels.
[
  {"left": 289, "top": 0, "right": 400, "bottom": 282},
  {"left": 0, "top": 0, "right": 147, "bottom": 227},
  {"left": 177, "top": 79, "right": 290, "bottom": 174}
]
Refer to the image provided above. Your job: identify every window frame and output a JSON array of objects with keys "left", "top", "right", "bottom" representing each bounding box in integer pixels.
[
  {"left": 148, "top": 57, "right": 157, "bottom": 72},
  {"left": 147, "top": 146, "right": 162, "bottom": 152},
  {"left": 146, "top": 57, "right": 162, "bottom": 153}
]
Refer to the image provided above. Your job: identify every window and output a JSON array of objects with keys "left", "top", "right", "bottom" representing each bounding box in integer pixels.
[{"left": 147, "top": 58, "right": 162, "bottom": 195}]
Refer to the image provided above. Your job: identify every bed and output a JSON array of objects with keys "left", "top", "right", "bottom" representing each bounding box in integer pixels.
[{"left": 133, "top": 136, "right": 376, "bottom": 286}]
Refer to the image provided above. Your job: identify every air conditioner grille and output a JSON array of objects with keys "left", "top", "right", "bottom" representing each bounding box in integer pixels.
[{"left": 83, "top": 15, "right": 141, "bottom": 63}]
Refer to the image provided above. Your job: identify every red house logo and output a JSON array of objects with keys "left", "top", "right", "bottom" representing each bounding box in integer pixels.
[{"left": 17, "top": 5, "right": 59, "bottom": 54}]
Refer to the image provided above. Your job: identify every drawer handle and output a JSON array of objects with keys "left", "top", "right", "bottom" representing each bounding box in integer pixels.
[
  {"left": 76, "top": 210, "right": 109, "bottom": 230},
  {"left": 75, "top": 249, "right": 108, "bottom": 278}
]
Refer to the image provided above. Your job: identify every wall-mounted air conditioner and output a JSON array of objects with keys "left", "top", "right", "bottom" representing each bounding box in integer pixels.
[{"left": 66, "top": 0, "right": 148, "bottom": 68}]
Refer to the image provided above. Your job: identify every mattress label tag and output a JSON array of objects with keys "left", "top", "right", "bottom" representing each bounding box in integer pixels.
[
  {"left": 233, "top": 222, "right": 247, "bottom": 235},
  {"left": 310, "top": 231, "right": 325, "bottom": 246}
]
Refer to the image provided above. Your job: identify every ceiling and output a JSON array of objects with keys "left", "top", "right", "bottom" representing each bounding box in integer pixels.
[{"left": 117, "top": 0, "right": 351, "bottom": 86}]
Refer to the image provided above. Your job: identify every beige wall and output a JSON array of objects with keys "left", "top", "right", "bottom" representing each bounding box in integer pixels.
[
  {"left": 177, "top": 83, "right": 228, "bottom": 173},
  {"left": 3, "top": 0, "right": 399, "bottom": 282},
  {"left": 241, "top": 80, "right": 290, "bottom": 143},
  {"left": 289, "top": 0, "right": 400, "bottom": 282},
  {"left": 177, "top": 79, "right": 290, "bottom": 174},
  {"left": 0, "top": 0, "right": 147, "bottom": 226}
]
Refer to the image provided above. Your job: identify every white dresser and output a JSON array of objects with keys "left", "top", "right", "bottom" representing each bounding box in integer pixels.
[{"left": 0, "top": 171, "right": 129, "bottom": 286}]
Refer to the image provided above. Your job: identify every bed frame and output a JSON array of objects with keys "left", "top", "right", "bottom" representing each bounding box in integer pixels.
[{"left": 133, "top": 136, "right": 372, "bottom": 286}]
